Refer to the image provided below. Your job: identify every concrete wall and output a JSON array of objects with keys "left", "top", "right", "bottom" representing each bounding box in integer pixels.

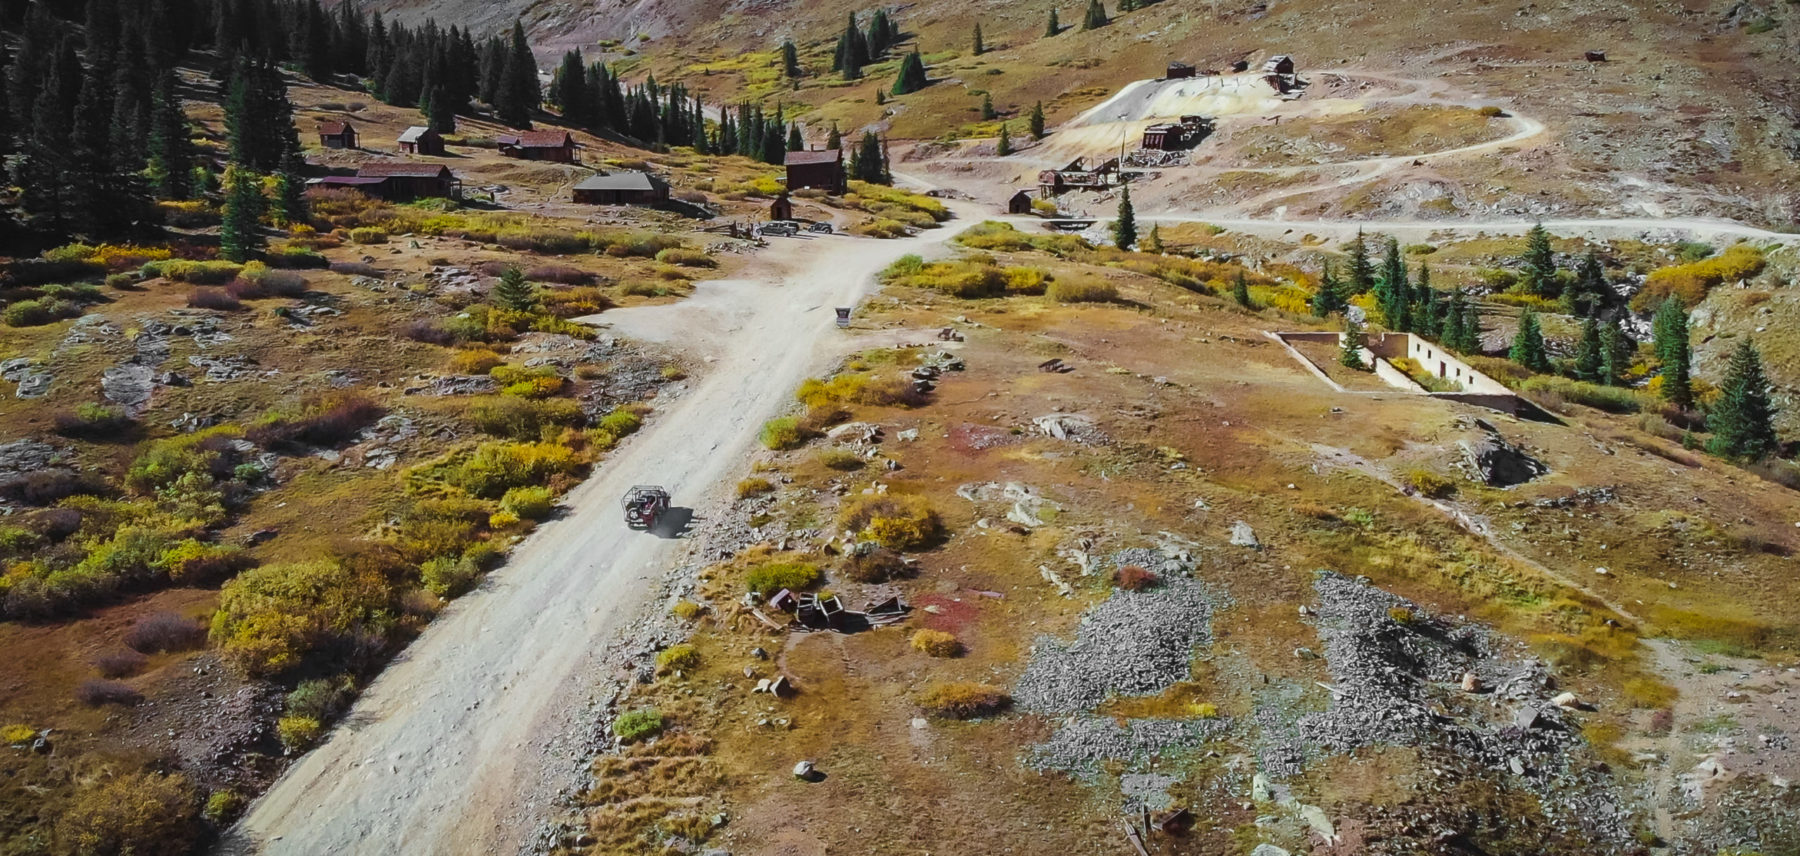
[{"left": 1368, "top": 333, "right": 1511, "bottom": 396}]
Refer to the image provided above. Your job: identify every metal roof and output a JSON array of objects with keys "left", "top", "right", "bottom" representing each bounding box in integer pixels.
[
  {"left": 573, "top": 171, "right": 666, "bottom": 192},
  {"left": 397, "top": 126, "right": 437, "bottom": 143}
]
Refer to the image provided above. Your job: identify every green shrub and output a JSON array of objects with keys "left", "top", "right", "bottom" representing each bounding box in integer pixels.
[
  {"left": 612, "top": 708, "right": 664, "bottom": 742},
  {"left": 421, "top": 554, "right": 482, "bottom": 597},
  {"left": 1518, "top": 375, "right": 1644, "bottom": 413},
  {"left": 286, "top": 677, "right": 354, "bottom": 722},
  {"left": 467, "top": 395, "right": 585, "bottom": 439},
  {"left": 501, "top": 485, "right": 556, "bottom": 520},
  {"left": 419, "top": 441, "right": 582, "bottom": 499},
  {"left": 656, "top": 643, "right": 700, "bottom": 673},
  {"left": 759, "top": 416, "right": 806, "bottom": 450},
  {"left": 597, "top": 407, "right": 643, "bottom": 437},
  {"left": 349, "top": 227, "right": 389, "bottom": 245},
  {"left": 1405, "top": 468, "right": 1456, "bottom": 499},
  {"left": 210, "top": 557, "right": 401, "bottom": 677},
  {"left": 141, "top": 259, "right": 242, "bottom": 284},
  {"left": 654, "top": 248, "right": 716, "bottom": 268},
  {"left": 817, "top": 449, "right": 864, "bottom": 471},
  {"left": 203, "top": 790, "right": 245, "bottom": 824},
  {"left": 3, "top": 299, "right": 57, "bottom": 327},
  {"left": 744, "top": 561, "right": 821, "bottom": 595}
]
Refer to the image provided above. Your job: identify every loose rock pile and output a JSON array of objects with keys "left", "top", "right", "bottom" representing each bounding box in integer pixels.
[
  {"left": 1015, "top": 551, "right": 1215, "bottom": 714},
  {"left": 1457, "top": 419, "right": 1548, "bottom": 487},
  {"left": 1026, "top": 715, "right": 1228, "bottom": 774}
]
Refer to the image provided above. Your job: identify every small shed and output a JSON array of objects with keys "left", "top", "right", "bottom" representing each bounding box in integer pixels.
[
  {"left": 1166, "top": 62, "right": 1195, "bottom": 79},
  {"left": 770, "top": 193, "right": 794, "bottom": 221},
  {"left": 318, "top": 121, "right": 357, "bottom": 150},
  {"left": 1007, "top": 190, "right": 1033, "bottom": 215},
  {"left": 785, "top": 148, "right": 847, "bottom": 194},
  {"left": 1263, "top": 54, "right": 1295, "bottom": 75},
  {"left": 398, "top": 126, "right": 445, "bottom": 156},
  {"left": 498, "top": 130, "right": 577, "bottom": 163},
  {"left": 571, "top": 171, "right": 670, "bottom": 205}
]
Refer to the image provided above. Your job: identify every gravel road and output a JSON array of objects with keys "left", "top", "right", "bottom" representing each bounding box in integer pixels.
[{"left": 222, "top": 206, "right": 981, "bottom": 856}]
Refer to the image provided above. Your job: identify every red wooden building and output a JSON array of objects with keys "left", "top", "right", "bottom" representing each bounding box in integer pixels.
[
  {"left": 318, "top": 121, "right": 357, "bottom": 149},
  {"left": 498, "top": 130, "right": 577, "bottom": 163},
  {"left": 785, "top": 149, "right": 847, "bottom": 194}
]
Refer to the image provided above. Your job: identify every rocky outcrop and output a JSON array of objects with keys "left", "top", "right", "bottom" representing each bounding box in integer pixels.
[{"left": 1459, "top": 420, "right": 1548, "bottom": 487}]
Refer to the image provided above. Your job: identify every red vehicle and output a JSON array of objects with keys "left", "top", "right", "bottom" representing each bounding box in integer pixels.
[{"left": 622, "top": 485, "right": 671, "bottom": 530}]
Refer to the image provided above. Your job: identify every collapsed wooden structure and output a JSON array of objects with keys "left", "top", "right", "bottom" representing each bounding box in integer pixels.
[{"left": 1037, "top": 156, "right": 1120, "bottom": 197}]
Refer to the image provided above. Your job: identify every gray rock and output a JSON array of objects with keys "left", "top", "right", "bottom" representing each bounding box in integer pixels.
[
  {"left": 1459, "top": 421, "right": 1548, "bottom": 487},
  {"left": 1230, "top": 520, "right": 1260, "bottom": 548},
  {"left": 2, "top": 358, "right": 52, "bottom": 398},
  {"left": 102, "top": 363, "right": 156, "bottom": 414}
]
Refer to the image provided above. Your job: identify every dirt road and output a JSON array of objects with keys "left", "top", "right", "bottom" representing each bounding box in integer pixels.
[{"left": 224, "top": 208, "right": 981, "bottom": 856}]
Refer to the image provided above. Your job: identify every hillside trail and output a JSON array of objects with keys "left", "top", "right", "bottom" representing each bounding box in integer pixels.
[{"left": 222, "top": 203, "right": 984, "bottom": 856}]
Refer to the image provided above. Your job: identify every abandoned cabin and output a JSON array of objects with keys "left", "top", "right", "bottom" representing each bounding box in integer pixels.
[
  {"left": 314, "top": 162, "right": 459, "bottom": 201},
  {"left": 397, "top": 126, "right": 446, "bottom": 156},
  {"left": 571, "top": 171, "right": 669, "bottom": 205},
  {"left": 1007, "top": 190, "right": 1034, "bottom": 214},
  {"left": 1141, "top": 115, "right": 1213, "bottom": 151},
  {"left": 317, "top": 121, "right": 357, "bottom": 149},
  {"left": 784, "top": 148, "right": 847, "bottom": 194},
  {"left": 769, "top": 193, "right": 794, "bottom": 221},
  {"left": 1166, "top": 61, "right": 1196, "bottom": 79},
  {"left": 498, "top": 130, "right": 577, "bottom": 162},
  {"left": 1037, "top": 156, "right": 1120, "bottom": 197},
  {"left": 1263, "top": 54, "right": 1295, "bottom": 75}
]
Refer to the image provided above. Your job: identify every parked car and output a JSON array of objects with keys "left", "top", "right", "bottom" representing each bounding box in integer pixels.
[
  {"left": 759, "top": 221, "right": 799, "bottom": 237},
  {"left": 807, "top": 222, "right": 833, "bottom": 234}
]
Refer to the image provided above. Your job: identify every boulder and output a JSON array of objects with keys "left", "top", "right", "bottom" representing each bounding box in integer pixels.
[
  {"left": 1459, "top": 421, "right": 1548, "bottom": 487},
  {"left": 1230, "top": 521, "right": 1260, "bottom": 549}
]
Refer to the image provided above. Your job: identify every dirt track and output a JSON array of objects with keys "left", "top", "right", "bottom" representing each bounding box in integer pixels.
[{"left": 222, "top": 208, "right": 981, "bottom": 856}]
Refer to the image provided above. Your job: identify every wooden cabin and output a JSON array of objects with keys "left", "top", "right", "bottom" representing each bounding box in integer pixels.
[
  {"left": 498, "top": 130, "right": 577, "bottom": 163},
  {"left": 1007, "top": 190, "right": 1034, "bottom": 215},
  {"left": 318, "top": 121, "right": 357, "bottom": 150},
  {"left": 397, "top": 126, "right": 445, "bottom": 156},
  {"left": 785, "top": 149, "right": 847, "bottom": 194},
  {"left": 571, "top": 171, "right": 670, "bottom": 205}
]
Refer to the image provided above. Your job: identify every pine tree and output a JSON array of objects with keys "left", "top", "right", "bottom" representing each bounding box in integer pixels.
[
  {"left": 787, "top": 122, "right": 803, "bottom": 151},
  {"left": 1311, "top": 262, "right": 1343, "bottom": 317},
  {"left": 1599, "top": 317, "right": 1629, "bottom": 386},
  {"left": 1708, "top": 340, "right": 1779, "bottom": 461},
  {"left": 867, "top": 10, "right": 892, "bottom": 59},
  {"left": 1652, "top": 296, "right": 1693, "bottom": 409},
  {"left": 1344, "top": 229, "right": 1374, "bottom": 295},
  {"left": 1413, "top": 263, "right": 1434, "bottom": 336},
  {"left": 995, "top": 122, "right": 1012, "bottom": 156},
  {"left": 1377, "top": 237, "right": 1408, "bottom": 331},
  {"left": 1509, "top": 308, "right": 1551, "bottom": 373},
  {"left": 272, "top": 166, "right": 306, "bottom": 227},
  {"left": 1233, "top": 272, "right": 1253, "bottom": 308},
  {"left": 980, "top": 92, "right": 996, "bottom": 119},
  {"left": 853, "top": 131, "right": 887, "bottom": 183},
  {"left": 492, "top": 265, "right": 538, "bottom": 312},
  {"left": 835, "top": 13, "right": 870, "bottom": 80},
  {"left": 826, "top": 122, "right": 842, "bottom": 151},
  {"left": 1112, "top": 183, "right": 1136, "bottom": 250},
  {"left": 1569, "top": 250, "right": 1607, "bottom": 316},
  {"left": 1142, "top": 223, "right": 1163, "bottom": 254},
  {"left": 1029, "top": 101, "right": 1046, "bottom": 139},
  {"left": 1519, "top": 222, "right": 1558, "bottom": 297},
  {"left": 781, "top": 40, "right": 801, "bottom": 78},
  {"left": 1443, "top": 288, "right": 1467, "bottom": 350},
  {"left": 1461, "top": 300, "right": 1484, "bottom": 354},
  {"left": 1573, "top": 314, "right": 1603, "bottom": 383},
  {"left": 496, "top": 20, "right": 539, "bottom": 128},
  {"left": 1340, "top": 313, "right": 1367, "bottom": 369},
  {"left": 972, "top": 22, "right": 985, "bottom": 55},
  {"left": 219, "top": 165, "right": 264, "bottom": 263},
  {"left": 1046, "top": 8, "right": 1061, "bottom": 36},
  {"left": 892, "top": 51, "right": 927, "bottom": 95},
  {"left": 1082, "top": 0, "right": 1108, "bottom": 30}
]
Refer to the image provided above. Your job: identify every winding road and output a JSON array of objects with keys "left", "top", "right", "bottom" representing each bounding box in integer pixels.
[{"left": 223, "top": 203, "right": 983, "bottom": 856}]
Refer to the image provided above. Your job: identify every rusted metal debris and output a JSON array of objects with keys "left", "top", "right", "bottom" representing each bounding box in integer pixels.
[
  {"left": 768, "top": 588, "right": 911, "bottom": 633},
  {"left": 1038, "top": 358, "right": 1074, "bottom": 374}
]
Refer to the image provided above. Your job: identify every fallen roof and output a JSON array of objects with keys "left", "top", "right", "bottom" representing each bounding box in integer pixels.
[{"left": 785, "top": 149, "right": 842, "bottom": 166}]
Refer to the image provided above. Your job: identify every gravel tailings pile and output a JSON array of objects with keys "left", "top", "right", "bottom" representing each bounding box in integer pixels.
[
  {"left": 1026, "top": 715, "right": 1229, "bottom": 775},
  {"left": 1014, "top": 549, "right": 1217, "bottom": 715},
  {"left": 1298, "top": 571, "right": 1637, "bottom": 849}
]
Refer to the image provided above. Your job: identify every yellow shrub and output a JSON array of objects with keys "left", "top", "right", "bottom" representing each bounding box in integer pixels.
[
  {"left": 1633, "top": 244, "right": 1766, "bottom": 310},
  {"left": 1047, "top": 276, "right": 1117, "bottom": 304},
  {"left": 671, "top": 600, "right": 703, "bottom": 620},
  {"left": 759, "top": 417, "right": 806, "bottom": 450},
  {"left": 839, "top": 494, "right": 940, "bottom": 550},
  {"left": 1, "top": 724, "right": 36, "bottom": 744},
  {"left": 1001, "top": 266, "right": 1050, "bottom": 295},
  {"left": 917, "top": 681, "right": 1010, "bottom": 719},
  {"left": 736, "top": 477, "right": 775, "bottom": 498},
  {"left": 54, "top": 772, "right": 200, "bottom": 856},
  {"left": 1405, "top": 468, "right": 1456, "bottom": 499},
  {"left": 910, "top": 629, "right": 962, "bottom": 658},
  {"left": 488, "top": 510, "right": 522, "bottom": 529},
  {"left": 450, "top": 349, "right": 504, "bottom": 374},
  {"left": 349, "top": 227, "right": 389, "bottom": 245},
  {"left": 657, "top": 643, "right": 700, "bottom": 673},
  {"left": 277, "top": 715, "right": 323, "bottom": 750}
]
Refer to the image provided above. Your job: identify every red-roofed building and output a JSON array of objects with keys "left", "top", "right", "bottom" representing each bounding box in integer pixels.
[
  {"left": 785, "top": 148, "right": 846, "bottom": 194},
  {"left": 318, "top": 121, "right": 358, "bottom": 149},
  {"left": 497, "top": 130, "right": 577, "bottom": 163}
]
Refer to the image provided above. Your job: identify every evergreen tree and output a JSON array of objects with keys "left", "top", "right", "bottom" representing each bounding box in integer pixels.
[
  {"left": 1112, "top": 183, "right": 1136, "bottom": 249},
  {"left": 1443, "top": 288, "right": 1467, "bottom": 351},
  {"left": 1413, "top": 263, "right": 1435, "bottom": 336},
  {"left": 1599, "top": 317, "right": 1629, "bottom": 387},
  {"left": 1082, "top": 0, "right": 1108, "bottom": 30},
  {"left": 1569, "top": 249, "right": 1607, "bottom": 316},
  {"left": 1046, "top": 8, "right": 1061, "bottom": 36},
  {"left": 1029, "top": 100, "right": 1046, "bottom": 139},
  {"left": 496, "top": 20, "right": 539, "bottom": 128},
  {"left": 1653, "top": 296, "right": 1693, "bottom": 410},
  {"left": 1340, "top": 313, "right": 1367, "bottom": 369},
  {"left": 826, "top": 122, "right": 842, "bottom": 151},
  {"left": 1232, "top": 272, "right": 1253, "bottom": 308},
  {"left": 892, "top": 50, "right": 927, "bottom": 95},
  {"left": 550, "top": 50, "right": 586, "bottom": 120},
  {"left": 272, "top": 164, "right": 306, "bottom": 227},
  {"left": 1142, "top": 223, "right": 1163, "bottom": 254},
  {"left": 1519, "top": 222, "right": 1558, "bottom": 297},
  {"left": 1376, "top": 237, "right": 1408, "bottom": 330},
  {"left": 980, "top": 92, "right": 995, "bottom": 119},
  {"left": 1311, "top": 262, "right": 1343, "bottom": 317},
  {"left": 1573, "top": 313, "right": 1603, "bottom": 383},
  {"left": 787, "top": 122, "right": 803, "bottom": 151},
  {"left": 972, "top": 22, "right": 984, "bottom": 55},
  {"left": 835, "top": 13, "right": 870, "bottom": 79},
  {"left": 853, "top": 131, "right": 887, "bottom": 183},
  {"left": 1461, "top": 300, "right": 1484, "bottom": 354},
  {"left": 492, "top": 265, "right": 537, "bottom": 312},
  {"left": 220, "top": 165, "right": 264, "bottom": 262},
  {"left": 867, "top": 9, "right": 893, "bottom": 59},
  {"left": 1344, "top": 229, "right": 1374, "bottom": 294},
  {"left": 781, "top": 40, "right": 801, "bottom": 78},
  {"left": 1707, "top": 339, "right": 1779, "bottom": 462},
  {"left": 995, "top": 121, "right": 1012, "bottom": 156},
  {"left": 1509, "top": 308, "right": 1551, "bottom": 373}
]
